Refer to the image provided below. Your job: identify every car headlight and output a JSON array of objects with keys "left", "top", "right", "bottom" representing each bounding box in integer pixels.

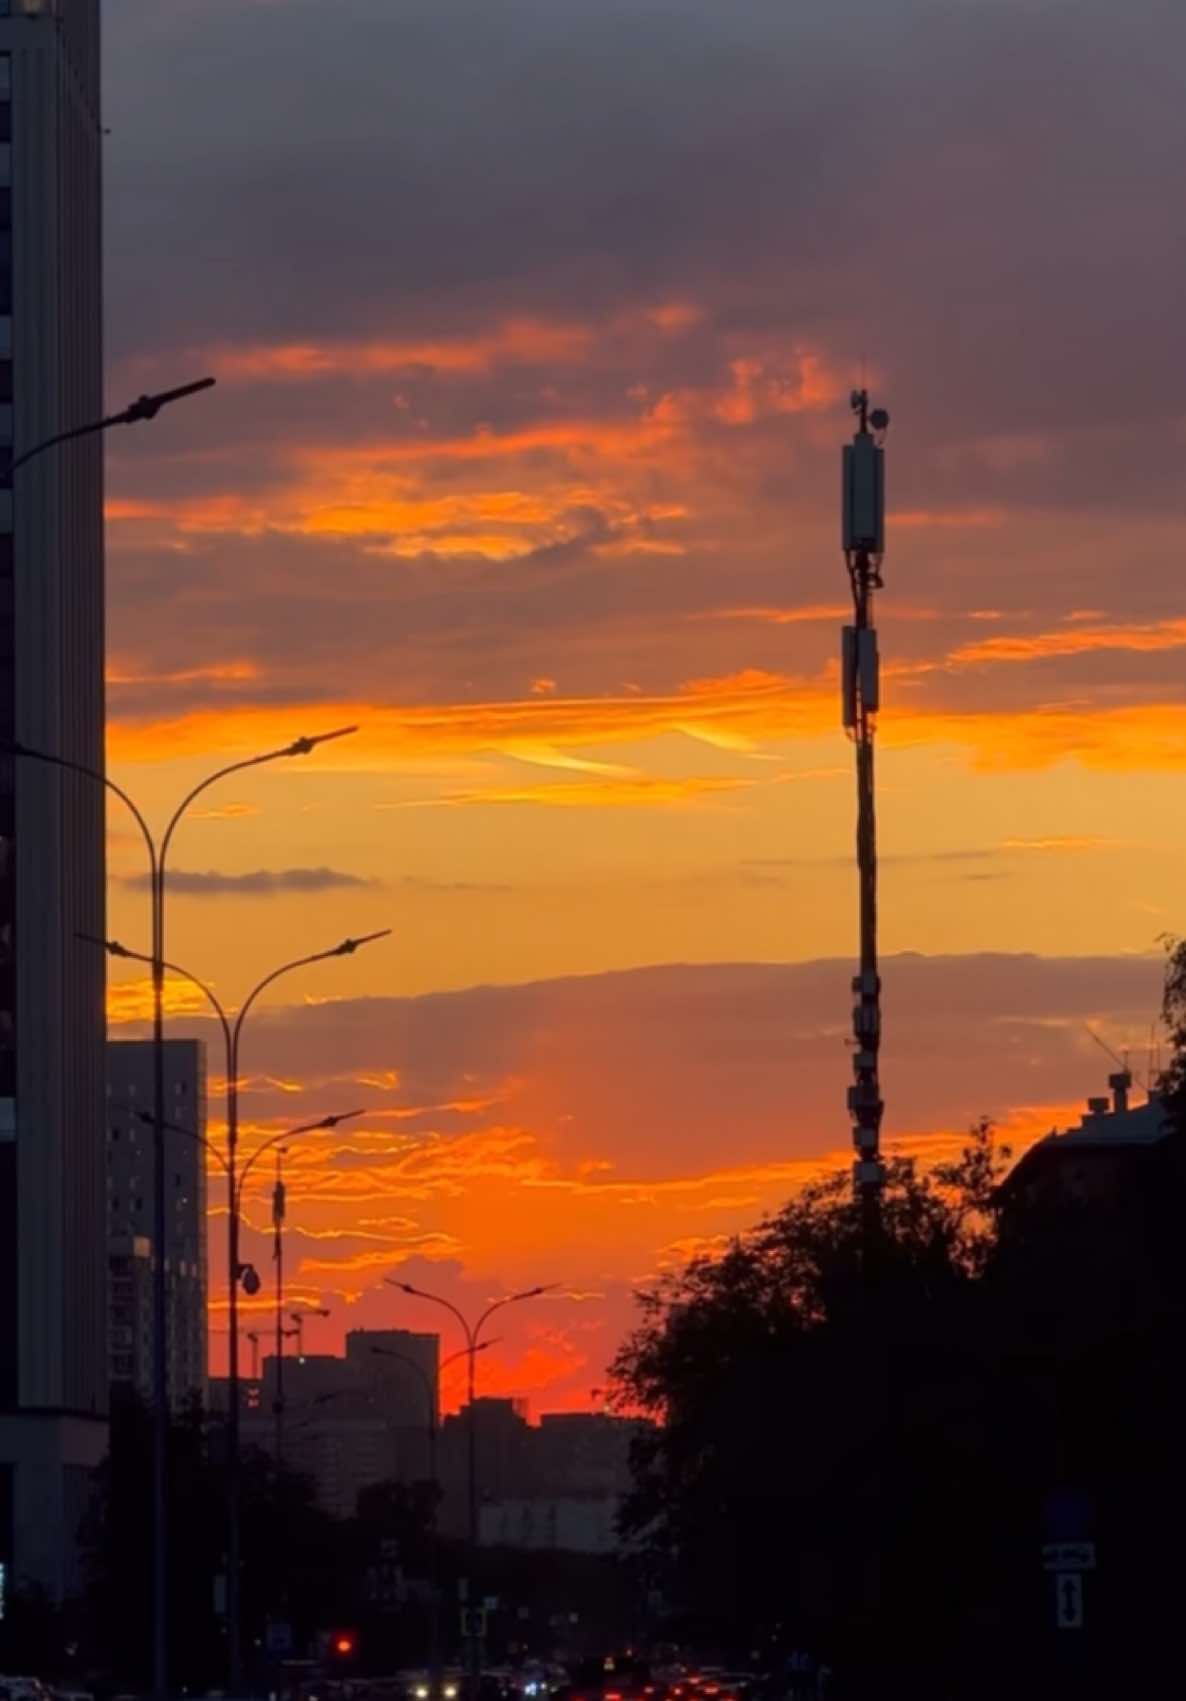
[
  {"left": 445, "top": 1688, "right": 458, "bottom": 1698},
  {"left": 416, "top": 1687, "right": 429, "bottom": 1697}
]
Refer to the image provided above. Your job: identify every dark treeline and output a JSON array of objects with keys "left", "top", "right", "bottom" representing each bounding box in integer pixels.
[{"left": 610, "top": 942, "right": 1186, "bottom": 1700}]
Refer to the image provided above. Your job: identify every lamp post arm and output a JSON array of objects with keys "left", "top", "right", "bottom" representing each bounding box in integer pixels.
[
  {"left": 231, "top": 949, "right": 345, "bottom": 1059},
  {"left": 9, "top": 740, "right": 158, "bottom": 887},
  {"left": 91, "top": 936, "right": 233, "bottom": 1062},
  {"left": 474, "top": 1285, "right": 553, "bottom": 1342},
  {"left": 386, "top": 1282, "right": 475, "bottom": 1351},
  {"left": 6, "top": 378, "right": 217, "bottom": 477},
  {"left": 159, "top": 752, "right": 291, "bottom": 877},
  {"left": 131, "top": 1106, "right": 232, "bottom": 1181},
  {"left": 229, "top": 931, "right": 388, "bottom": 1072},
  {"left": 235, "top": 1111, "right": 363, "bottom": 1204},
  {"left": 158, "top": 726, "right": 360, "bottom": 877},
  {"left": 371, "top": 1347, "right": 436, "bottom": 1425}
]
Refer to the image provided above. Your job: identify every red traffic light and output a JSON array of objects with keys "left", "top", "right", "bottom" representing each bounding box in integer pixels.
[{"left": 332, "top": 1633, "right": 356, "bottom": 1657}]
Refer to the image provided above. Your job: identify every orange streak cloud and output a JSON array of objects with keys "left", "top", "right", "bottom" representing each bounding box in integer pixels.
[
  {"left": 107, "top": 673, "right": 1186, "bottom": 776},
  {"left": 392, "top": 776, "right": 754, "bottom": 809},
  {"left": 951, "top": 616, "right": 1186, "bottom": 664},
  {"left": 208, "top": 318, "right": 597, "bottom": 380},
  {"left": 169, "top": 301, "right": 706, "bottom": 385},
  {"left": 107, "top": 977, "right": 218, "bottom": 1023}
]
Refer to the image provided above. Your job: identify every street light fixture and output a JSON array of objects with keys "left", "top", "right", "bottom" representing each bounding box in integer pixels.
[
  {"left": 368, "top": 1341, "right": 492, "bottom": 1690},
  {"left": 4, "top": 376, "right": 216, "bottom": 477},
  {"left": 4, "top": 372, "right": 215, "bottom": 1701},
  {"left": 288, "top": 1307, "right": 332, "bottom": 1359},
  {"left": 7, "top": 722, "right": 359, "bottom": 1700},
  {"left": 92, "top": 928, "right": 386, "bottom": 1691},
  {"left": 383, "top": 1279, "right": 556, "bottom": 1698}
]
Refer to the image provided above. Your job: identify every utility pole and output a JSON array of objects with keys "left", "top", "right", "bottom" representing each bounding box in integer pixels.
[
  {"left": 273, "top": 1152, "right": 287, "bottom": 1465},
  {"left": 841, "top": 390, "right": 890, "bottom": 1232}
]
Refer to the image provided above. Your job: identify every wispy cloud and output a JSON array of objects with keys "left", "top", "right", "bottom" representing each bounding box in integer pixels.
[
  {"left": 119, "top": 866, "right": 375, "bottom": 896},
  {"left": 950, "top": 617, "right": 1186, "bottom": 666}
]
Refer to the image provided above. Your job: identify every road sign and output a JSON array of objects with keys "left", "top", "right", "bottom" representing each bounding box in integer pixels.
[
  {"left": 1055, "top": 1572, "right": 1084, "bottom": 1630},
  {"left": 265, "top": 1618, "right": 293, "bottom": 1656},
  {"left": 1043, "top": 1541, "right": 1096, "bottom": 1572},
  {"left": 460, "top": 1606, "right": 487, "bottom": 1638}
]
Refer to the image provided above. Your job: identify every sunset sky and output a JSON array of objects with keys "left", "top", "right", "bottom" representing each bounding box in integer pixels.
[{"left": 101, "top": 0, "right": 1185, "bottom": 1410}]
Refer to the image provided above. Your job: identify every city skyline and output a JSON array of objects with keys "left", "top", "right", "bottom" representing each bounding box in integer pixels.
[{"left": 98, "top": 1, "right": 1186, "bottom": 1408}]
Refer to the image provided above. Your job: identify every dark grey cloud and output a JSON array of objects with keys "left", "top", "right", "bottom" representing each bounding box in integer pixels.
[
  {"left": 100, "top": 0, "right": 1186, "bottom": 719},
  {"left": 105, "top": 1, "right": 1186, "bottom": 456},
  {"left": 120, "top": 865, "right": 375, "bottom": 897},
  {"left": 129, "top": 951, "right": 1170, "bottom": 1176}
]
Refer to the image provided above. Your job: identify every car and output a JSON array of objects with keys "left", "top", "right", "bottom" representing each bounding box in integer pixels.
[{"left": 0, "top": 1679, "right": 52, "bottom": 1701}]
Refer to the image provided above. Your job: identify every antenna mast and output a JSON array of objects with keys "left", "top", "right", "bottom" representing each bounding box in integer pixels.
[{"left": 841, "top": 389, "right": 890, "bottom": 1223}]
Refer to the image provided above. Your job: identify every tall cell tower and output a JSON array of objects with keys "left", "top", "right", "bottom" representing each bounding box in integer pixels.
[{"left": 841, "top": 389, "right": 890, "bottom": 1221}]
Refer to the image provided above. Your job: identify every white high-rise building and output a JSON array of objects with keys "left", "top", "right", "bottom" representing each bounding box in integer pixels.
[{"left": 0, "top": 1, "right": 106, "bottom": 1602}]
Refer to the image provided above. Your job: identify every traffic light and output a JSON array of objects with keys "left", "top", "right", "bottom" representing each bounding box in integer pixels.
[{"left": 327, "top": 1629, "right": 358, "bottom": 1662}]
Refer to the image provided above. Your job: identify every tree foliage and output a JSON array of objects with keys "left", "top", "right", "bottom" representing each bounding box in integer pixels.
[
  {"left": 609, "top": 1106, "right": 1186, "bottom": 1699},
  {"left": 1158, "top": 933, "right": 1186, "bottom": 1130}
]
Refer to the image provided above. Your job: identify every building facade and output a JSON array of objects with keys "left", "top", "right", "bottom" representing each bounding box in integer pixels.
[
  {"left": 346, "top": 1326, "right": 439, "bottom": 1428},
  {"left": 0, "top": 0, "right": 106, "bottom": 1602},
  {"left": 107, "top": 1039, "right": 209, "bottom": 1410},
  {"left": 106, "top": 1235, "right": 153, "bottom": 1403}
]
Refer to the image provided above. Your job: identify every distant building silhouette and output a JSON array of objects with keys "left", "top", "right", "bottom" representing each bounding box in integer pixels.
[
  {"left": 0, "top": 0, "right": 106, "bottom": 1604},
  {"left": 221, "top": 1331, "right": 650, "bottom": 1548},
  {"left": 998, "top": 1069, "right": 1175, "bottom": 1213},
  {"left": 223, "top": 1329, "right": 444, "bottom": 1516},
  {"left": 107, "top": 1039, "right": 208, "bottom": 1410}
]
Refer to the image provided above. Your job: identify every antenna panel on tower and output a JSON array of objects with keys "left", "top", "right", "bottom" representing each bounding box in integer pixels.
[{"left": 843, "top": 434, "right": 884, "bottom": 553}]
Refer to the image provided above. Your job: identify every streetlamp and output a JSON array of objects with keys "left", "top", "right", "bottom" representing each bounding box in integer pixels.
[
  {"left": 4, "top": 376, "right": 216, "bottom": 478},
  {"left": 8, "top": 721, "right": 358, "bottom": 1700},
  {"left": 289, "top": 1307, "right": 332, "bottom": 1359},
  {"left": 369, "top": 1341, "right": 492, "bottom": 1694},
  {"left": 5, "top": 372, "right": 215, "bottom": 1701},
  {"left": 384, "top": 1279, "right": 555, "bottom": 1697},
  {"left": 134, "top": 1097, "right": 361, "bottom": 1654},
  {"left": 99, "top": 930, "right": 387, "bottom": 1691}
]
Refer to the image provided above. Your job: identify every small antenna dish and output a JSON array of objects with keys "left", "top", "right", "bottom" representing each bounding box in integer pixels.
[{"left": 870, "top": 407, "right": 890, "bottom": 432}]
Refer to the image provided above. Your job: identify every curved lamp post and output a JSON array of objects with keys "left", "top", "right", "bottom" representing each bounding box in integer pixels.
[
  {"left": 97, "top": 929, "right": 387, "bottom": 1691},
  {"left": 369, "top": 1340, "right": 491, "bottom": 1691},
  {"left": 5, "top": 373, "right": 215, "bottom": 1701},
  {"left": 5, "top": 377, "right": 216, "bottom": 478},
  {"left": 8, "top": 721, "right": 357, "bottom": 1698},
  {"left": 384, "top": 1278, "right": 555, "bottom": 1698}
]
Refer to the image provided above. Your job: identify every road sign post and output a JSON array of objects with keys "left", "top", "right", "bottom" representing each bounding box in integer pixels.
[{"left": 1054, "top": 1572, "right": 1084, "bottom": 1631}]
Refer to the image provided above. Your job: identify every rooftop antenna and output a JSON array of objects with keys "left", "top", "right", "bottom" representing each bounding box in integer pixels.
[
  {"left": 1084, "top": 1023, "right": 1146, "bottom": 1092},
  {"left": 841, "top": 388, "right": 890, "bottom": 1229}
]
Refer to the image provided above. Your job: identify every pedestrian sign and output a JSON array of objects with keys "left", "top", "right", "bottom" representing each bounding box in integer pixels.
[
  {"left": 1055, "top": 1572, "right": 1084, "bottom": 1630},
  {"left": 1042, "top": 1540, "right": 1095, "bottom": 1572}
]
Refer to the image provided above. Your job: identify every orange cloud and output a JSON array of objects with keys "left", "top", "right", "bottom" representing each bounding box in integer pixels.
[
  {"left": 950, "top": 616, "right": 1186, "bottom": 665},
  {"left": 107, "top": 659, "right": 260, "bottom": 686},
  {"left": 202, "top": 317, "right": 598, "bottom": 381},
  {"left": 646, "top": 349, "right": 840, "bottom": 428},
  {"left": 890, "top": 508, "right": 1007, "bottom": 529},
  {"left": 166, "top": 300, "right": 707, "bottom": 388},
  {"left": 107, "top": 976, "right": 219, "bottom": 1024},
  {"left": 999, "top": 836, "right": 1131, "bottom": 853},
  {"left": 392, "top": 775, "right": 753, "bottom": 809},
  {"left": 107, "top": 673, "right": 1186, "bottom": 777},
  {"left": 697, "top": 603, "right": 850, "bottom": 626}
]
